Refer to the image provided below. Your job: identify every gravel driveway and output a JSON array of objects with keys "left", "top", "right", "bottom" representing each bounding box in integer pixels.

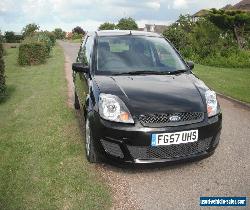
[{"left": 58, "top": 41, "right": 250, "bottom": 210}]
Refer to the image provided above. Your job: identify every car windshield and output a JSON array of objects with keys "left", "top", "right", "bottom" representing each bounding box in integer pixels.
[{"left": 96, "top": 35, "right": 188, "bottom": 75}]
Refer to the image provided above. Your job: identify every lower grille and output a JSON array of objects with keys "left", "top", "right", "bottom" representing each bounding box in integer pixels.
[
  {"left": 100, "top": 139, "right": 124, "bottom": 158},
  {"left": 127, "top": 137, "right": 212, "bottom": 160}
]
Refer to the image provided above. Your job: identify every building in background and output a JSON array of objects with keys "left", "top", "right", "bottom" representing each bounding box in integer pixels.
[
  {"left": 139, "top": 24, "right": 168, "bottom": 34},
  {"left": 192, "top": 0, "right": 250, "bottom": 21}
]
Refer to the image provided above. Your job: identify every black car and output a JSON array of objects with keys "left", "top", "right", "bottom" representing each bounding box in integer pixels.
[{"left": 72, "top": 30, "right": 222, "bottom": 164}]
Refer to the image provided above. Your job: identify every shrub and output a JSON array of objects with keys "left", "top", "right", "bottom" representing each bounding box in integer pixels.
[
  {"left": 201, "top": 50, "right": 250, "bottom": 68},
  {"left": 34, "top": 32, "right": 53, "bottom": 56},
  {"left": 72, "top": 33, "right": 83, "bottom": 40},
  {"left": 18, "top": 41, "right": 47, "bottom": 65},
  {"left": 53, "top": 28, "right": 66, "bottom": 39},
  {"left": 44, "top": 31, "right": 56, "bottom": 46},
  {"left": 163, "top": 14, "right": 250, "bottom": 68},
  {"left": 0, "top": 42, "right": 6, "bottom": 100}
]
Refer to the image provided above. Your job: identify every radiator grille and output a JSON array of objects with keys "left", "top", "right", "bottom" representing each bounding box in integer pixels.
[{"left": 138, "top": 112, "right": 204, "bottom": 127}]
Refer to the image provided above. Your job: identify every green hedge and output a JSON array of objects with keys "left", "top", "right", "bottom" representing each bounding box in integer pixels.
[
  {"left": 0, "top": 42, "right": 6, "bottom": 100},
  {"left": 18, "top": 42, "right": 47, "bottom": 65},
  {"left": 18, "top": 32, "right": 56, "bottom": 66}
]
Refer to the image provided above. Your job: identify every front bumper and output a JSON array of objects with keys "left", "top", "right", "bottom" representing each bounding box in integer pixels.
[{"left": 89, "top": 111, "right": 222, "bottom": 165}]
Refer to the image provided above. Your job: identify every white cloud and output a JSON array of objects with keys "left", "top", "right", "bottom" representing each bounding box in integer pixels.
[
  {"left": 0, "top": 0, "right": 244, "bottom": 32},
  {"left": 173, "top": 0, "right": 187, "bottom": 9}
]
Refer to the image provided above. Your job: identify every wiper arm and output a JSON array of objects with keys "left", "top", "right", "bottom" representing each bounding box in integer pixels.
[
  {"left": 112, "top": 71, "right": 171, "bottom": 75},
  {"left": 168, "top": 69, "right": 189, "bottom": 75}
]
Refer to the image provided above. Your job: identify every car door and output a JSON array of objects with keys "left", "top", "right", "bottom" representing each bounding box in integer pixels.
[{"left": 74, "top": 35, "right": 94, "bottom": 109}]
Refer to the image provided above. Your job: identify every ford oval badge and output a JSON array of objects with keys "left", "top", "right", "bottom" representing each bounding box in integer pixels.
[{"left": 169, "top": 115, "right": 181, "bottom": 122}]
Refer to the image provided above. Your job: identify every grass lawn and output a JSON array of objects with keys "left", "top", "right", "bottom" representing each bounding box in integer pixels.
[
  {"left": 0, "top": 46, "right": 111, "bottom": 209},
  {"left": 193, "top": 64, "right": 250, "bottom": 103}
]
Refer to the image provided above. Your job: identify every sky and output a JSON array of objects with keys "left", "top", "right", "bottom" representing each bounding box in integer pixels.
[{"left": 0, "top": 0, "right": 241, "bottom": 33}]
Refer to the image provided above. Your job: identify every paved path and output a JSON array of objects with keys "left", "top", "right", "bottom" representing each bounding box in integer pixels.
[{"left": 58, "top": 41, "right": 250, "bottom": 210}]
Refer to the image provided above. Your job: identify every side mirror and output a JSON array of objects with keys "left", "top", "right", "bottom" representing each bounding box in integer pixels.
[
  {"left": 186, "top": 61, "right": 194, "bottom": 70},
  {"left": 72, "top": 63, "right": 89, "bottom": 73}
]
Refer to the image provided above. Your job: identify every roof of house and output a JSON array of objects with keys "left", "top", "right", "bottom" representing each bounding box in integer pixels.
[
  {"left": 144, "top": 24, "right": 168, "bottom": 34},
  {"left": 221, "top": 4, "right": 234, "bottom": 10},
  {"left": 192, "top": 0, "right": 250, "bottom": 17},
  {"left": 234, "top": 0, "right": 250, "bottom": 10},
  {"left": 192, "top": 9, "right": 209, "bottom": 17}
]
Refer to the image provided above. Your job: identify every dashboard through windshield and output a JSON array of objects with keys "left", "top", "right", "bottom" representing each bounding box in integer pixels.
[{"left": 96, "top": 35, "right": 188, "bottom": 75}]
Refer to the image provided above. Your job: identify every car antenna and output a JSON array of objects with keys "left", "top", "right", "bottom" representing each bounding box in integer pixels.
[{"left": 129, "top": 30, "right": 132, "bottom": 35}]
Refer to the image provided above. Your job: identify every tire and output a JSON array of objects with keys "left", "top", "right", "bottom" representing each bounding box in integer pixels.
[
  {"left": 74, "top": 91, "right": 80, "bottom": 110},
  {"left": 85, "top": 116, "right": 98, "bottom": 163}
]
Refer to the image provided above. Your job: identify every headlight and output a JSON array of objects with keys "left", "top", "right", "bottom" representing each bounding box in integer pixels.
[
  {"left": 205, "top": 90, "right": 218, "bottom": 117},
  {"left": 98, "top": 93, "right": 134, "bottom": 123}
]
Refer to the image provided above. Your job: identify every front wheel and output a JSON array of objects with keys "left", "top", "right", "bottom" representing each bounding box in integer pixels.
[{"left": 85, "top": 116, "right": 98, "bottom": 163}]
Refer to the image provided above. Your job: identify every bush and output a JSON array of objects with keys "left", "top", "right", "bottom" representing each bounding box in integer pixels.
[
  {"left": 0, "top": 42, "right": 6, "bottom": 100},
  {"left": 4, "top": 31, "right": 23, "bottom": 43},
  {"left": 34, "top": 32, "right": 53, "bottom": 56},
  {"left": 72, "top": 33, "right": 83, "bottom": 40},
  {"left": 163, "top": 15, "right": 250, "bottom": 68},
  {"left": 201, "top": 50, "right": 250, "bottom": 68},
  {"left": 44, "top": 31, "right": 56, "bottom": 46},
  {"left": 53, "top": 28, "right": 66, "bottom": 39},
  {"left": 18, "top": 41, "right": 47, "bottom": 65}
]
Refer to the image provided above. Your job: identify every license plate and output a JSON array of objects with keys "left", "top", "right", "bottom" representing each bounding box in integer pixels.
[{"left": 151, "top": 130, "right": 198, "bottom": 146}]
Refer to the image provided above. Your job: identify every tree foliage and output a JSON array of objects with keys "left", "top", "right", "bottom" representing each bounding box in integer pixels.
[
  {"left": 116, "top": 17, "right": 138, "bottom": 30},
  {"left": 4, "top": 31, "right": 23, "bottom": 43},
  {"left": 4, "top": 31, "right": 16, "bottom": 43},
  {"left": 53, "top": 28, "right": 66, "bottom": 39},
  {"left": 163, "top": 13, "right": 250, "bottom": 68},
  {"left": 22, "top": 23, "right": 40, "bottom": 37},
  {"left": 98, "top": 22, "right": 116, "bottom": 30},
  {"left": 208, "top": 9, "right": 250, "bottom": 48},
  {"left": 72, "top": 26, "right": 85, "bottom": 35}
]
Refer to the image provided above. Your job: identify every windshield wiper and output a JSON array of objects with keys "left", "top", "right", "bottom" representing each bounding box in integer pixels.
[
  {"left": 112, "top": 70, "right": 171, "bottom": 75},
  {"left": 168, "top": 69, "right": 189, "bottom": 75}
]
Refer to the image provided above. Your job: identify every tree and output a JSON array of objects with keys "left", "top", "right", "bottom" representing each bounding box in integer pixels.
[
  {"left": 162, "top": 14, "right": 194, "bottom": 58},
  {"left": 22, "top": 23, "right": 39, "bottom": 37},
  {"left": 53, "top": 28, "right": 66, "bottom": 39},
  {"left": 116, "top": 17, "right": 138, "bottom": 30},
  {"left": 174, "top": 14, "right": 195, "bottom": 33},
  {"left": 72, "top": 26, "right": 85, "bottom": 35},
  {"left": 4, "top": 31, "right": 16, "bottom": 43},
  {"left": 208, "top": 9, "right": 250, "bottom": 48},
  {"left": 98, "top": 22, "right": 116, "bottom": 30},
  {"left": 191, "top": 19, "right": 222, "bottom": 58}
]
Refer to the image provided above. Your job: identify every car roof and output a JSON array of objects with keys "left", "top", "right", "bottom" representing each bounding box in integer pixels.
[{"left": 87, "top": 30, "right": 162, "bottom": 37}]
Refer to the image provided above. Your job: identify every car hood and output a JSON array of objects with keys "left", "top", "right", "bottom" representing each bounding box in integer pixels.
[{"left": 93, "top": 73, "right": 207, "bottom": 115}]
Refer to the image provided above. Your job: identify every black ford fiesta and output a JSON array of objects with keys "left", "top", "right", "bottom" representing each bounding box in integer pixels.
[{"left": 72, "top": 30, "right": 222, "bottom": 164}]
